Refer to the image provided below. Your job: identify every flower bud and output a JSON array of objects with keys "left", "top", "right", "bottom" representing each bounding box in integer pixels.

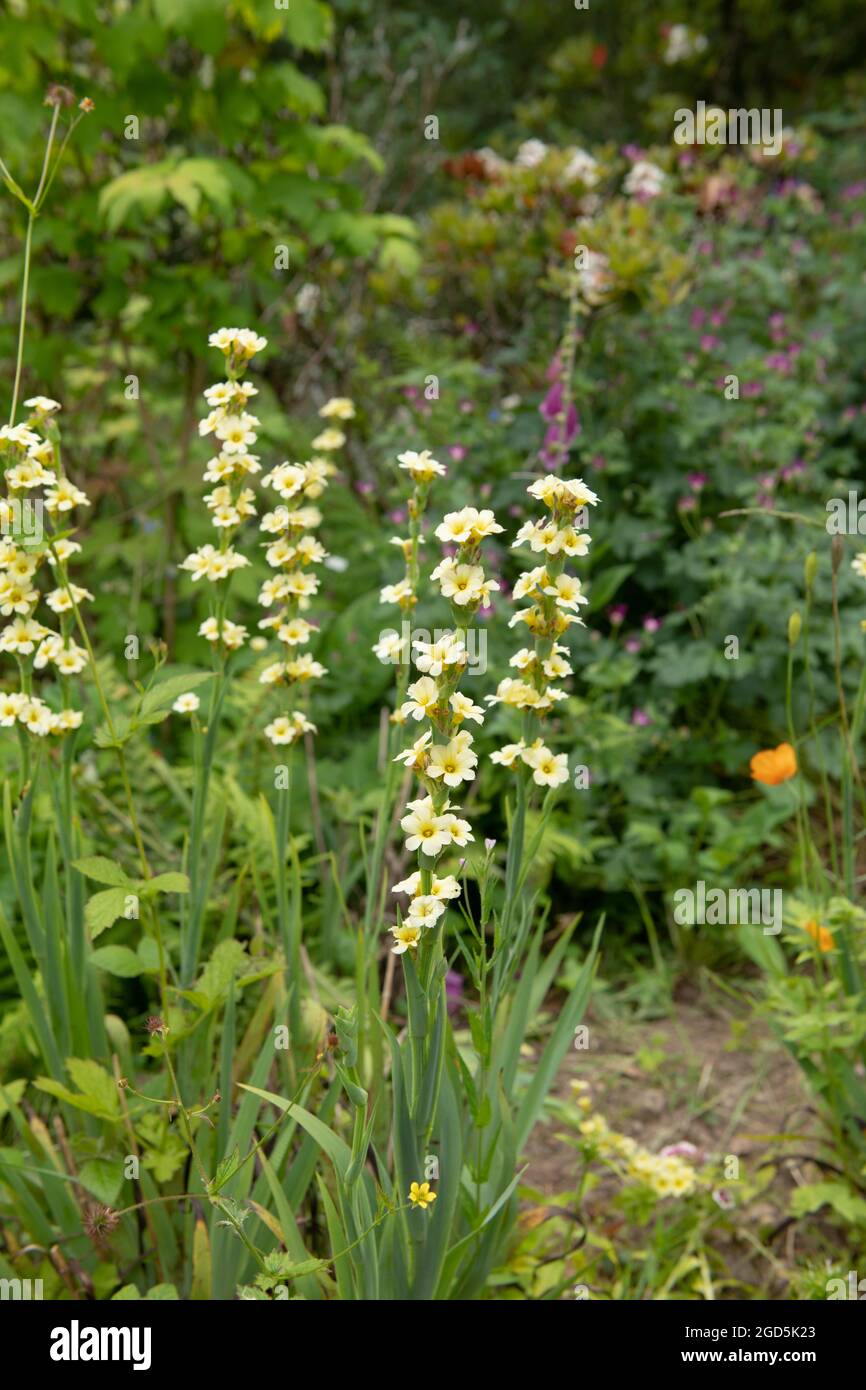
[
  {"left": 804, "top": 550, "right": 818, "bottom": 592},
  {"left": 832, "top": 533, "right": 844, "bottom": 574},
  {"left": 788, "top": 611, "right": 802, "bottom": 646}
]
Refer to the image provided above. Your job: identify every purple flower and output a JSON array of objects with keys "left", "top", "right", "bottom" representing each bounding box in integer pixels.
[
  {"left": 355, "top": 480, "right": 374, "bottom": 495},
  {"left": 712, "top": 1188, "right": 735, "bottom": 1211},
  {"left": 540, "top": 381, "right": 564, "bottom": 423},
  {"left": 677, "top": 495, "right": 697, "bottom": 512},
  {"left": 445, "top": 970, "right": 465, "bottom": 1015},
  {"left": 625, "top": 636, "right": 641, "bottom": 654},
  {"left": 687, "top": 471, "right": 708, "bottom": 492},
  {"left": 545, "top": 353, "right": 562, "bottom": 383},
  {"left": 643, "top": 615, "right": 660, "bottom": 633},
  {"left": 631, "top": 708, "right": 652, "bottom": 727},
  {"left": 538, "top": 405, "right": 580, "bottom": 469},
  {"left": 764, "top": 352, "right": 792, "bottom": 374},
  {"left": 448, "top": 444, "right": 467, "bottom": 462},
  {"left": 608, "top": 603, "right": 628, "bottom": 626}
]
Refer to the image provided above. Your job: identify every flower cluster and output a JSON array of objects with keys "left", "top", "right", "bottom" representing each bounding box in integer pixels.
[
  {"left": 574, "top": 1091, "right": 698, "bottom": 1200},
  {"left": 0, "top": 397, "right": 89, "bottom": 738},
  {"left": 259, "top": 396, "right": 353, "bottom": 746},
  {"left": 180, "top": 328, "right": 267, "bottom": 653},
  {"left": 431, "top": 506, "right": 502, "bottom": 608},
  {"left": 387, "top": 499, "right": 501, "bottom": 955},
  {"left": 376, "top": 450, "right": 446, "bottom": 624},
  {"left": 580, "top": 1114, "right": 698, "bottom": 1198},
  {"left": 489, "top": 475, "right": 599, "bottom": 787}
]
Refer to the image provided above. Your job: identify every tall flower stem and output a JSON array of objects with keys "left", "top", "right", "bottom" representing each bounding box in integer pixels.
[
  {"left": 8, "top": 105, "right": 59, "bottom": 425},
  {"left": 183, "top": 663, "right": 227, "bottom": 985}
]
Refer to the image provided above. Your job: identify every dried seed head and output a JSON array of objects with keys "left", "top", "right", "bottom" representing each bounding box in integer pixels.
[
  {"left": 83, "top": 1204, "right": 119, "bottom": 1242},
  {"left": 44, "top": 84, "right": 75, "bottom": 108},
  {"left": 145, "top": 1015, "right": 167, "bottom": 1038}
]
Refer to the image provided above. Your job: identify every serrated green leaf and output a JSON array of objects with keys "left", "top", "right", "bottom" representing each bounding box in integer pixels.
[
  {"left": 138, "top": 670, "right": 213, "bottom": 719},
  {"left": 72, "top": 856, "right": 134, "bottom": 887},
  {"left": 141, "top": 871, "right": 190, "bottom": 896},
  {"left": 84, "top": 887, "right": 130, "bottom": 938},
  {"left": 90, "top": 945, "right": 145, "bottom": 978},
  {"left": 790, "top": 1182, "right": 866, "bottom": 1226},
  {"left": 78, "top": 1157, "right": 123, "bottom": 1206},
  {"left": 34, "top": 1059, "right": 120, "bottom": 1121}
]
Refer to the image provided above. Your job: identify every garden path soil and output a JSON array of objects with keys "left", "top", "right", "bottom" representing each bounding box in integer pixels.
[{"left": 522, "top": 993, "right": 832, "bottom": 1296}]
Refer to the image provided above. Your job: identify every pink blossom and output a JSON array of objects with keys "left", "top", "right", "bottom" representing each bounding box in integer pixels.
[{"left": 661, "top": 1141, "right": 702, "bottom": 1160}]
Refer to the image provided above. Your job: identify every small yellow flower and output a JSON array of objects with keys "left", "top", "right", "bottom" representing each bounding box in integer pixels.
[
  {"left": 408, "top": 1181, "right": 437, "bottom": 1210},
  {"left": 319, "top": 396, "right": 355, "bottom": 420}
]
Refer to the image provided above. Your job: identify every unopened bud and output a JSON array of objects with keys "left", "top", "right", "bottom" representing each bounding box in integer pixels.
[
  {"left": 788, "top": 611, "right": 802, "bottom": 646},
  {"left": 804, "top": 550, "right": 818, "bottom": 591},
  {"left": 831, "top": 533, "right": 844, "bottom": 574}
]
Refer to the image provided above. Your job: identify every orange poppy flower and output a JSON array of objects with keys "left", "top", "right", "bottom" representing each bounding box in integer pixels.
[
  {"left": 750, "top": 742, "right": 797, "bottom": 785},
  {"left": 803, "top": 919, "right": 833, "bottom": 952}
]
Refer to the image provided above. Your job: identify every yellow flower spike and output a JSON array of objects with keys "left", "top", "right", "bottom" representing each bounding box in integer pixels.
[{"left": 408, "top": 1181, "right": 437, "bottom": 1210}]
